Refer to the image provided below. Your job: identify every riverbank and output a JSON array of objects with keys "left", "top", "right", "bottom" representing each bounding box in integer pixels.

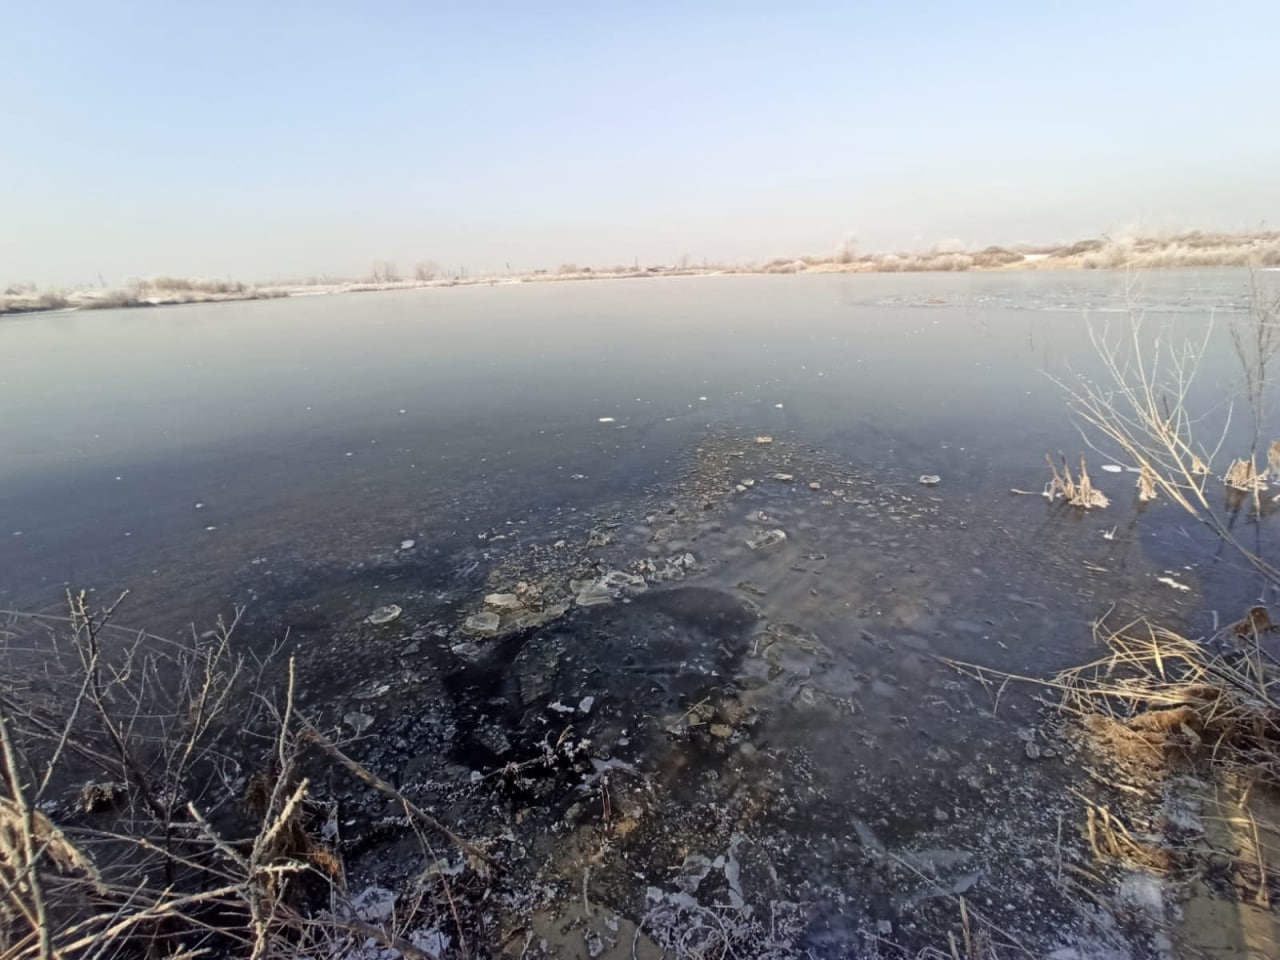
[
  {"left": 0, "top": 277, "right": 290, "bottom": 316},
  {"left": 5, "top": 230, "right": 1280, "bottom": 318}
]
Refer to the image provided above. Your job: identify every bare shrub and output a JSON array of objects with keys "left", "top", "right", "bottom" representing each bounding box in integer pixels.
[
  {"left": 79, "top": 286, "right": 144, "bottom": 310},
  {"left": 0, "top": 593, "right": 484, "bottom": 959},
  {"left": 0, "top": 286, "right": 69, "bottom": 314},
  {"left": 926, "top": 252, "right": 974, "bottom": 272},
  {"left": 1066, "top": 234, "right": 1280, "bottom": 271},
  {"left": 1057, "top": 274, "right": 1280, "bottom": 583},
  {"left": 1062, "top": 238, "right": 1105, "bottom": 257},
  {"left": 1181, "top": 230, "right": 1235, "bottom": 249},
  {"left": 148, "top": 277, "right": 246, "bottom": 296},
  {"left": 150, "top": 276, "right": 195, "bottom": 292},
  {"left": 762, "top": 258, "right": 802, "bottom": 274},
  {"left": 1081, "top": 238, "right": 1133, "bottom": 270},
  {"left": 368, "top": 261, "right": 401, "bottom": 284},
  {"left": 971, "top": 246, "right": 1024, "bottom": 268},
  {"left": 833, "top": 235, "right": 858, "bottom": 264},
  {"left": 868, "top": 254, "right": 902, "bottom": 273}
]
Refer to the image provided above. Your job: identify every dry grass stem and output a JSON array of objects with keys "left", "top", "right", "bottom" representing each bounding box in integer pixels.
[{"left": 0, "top": 596, "right": 482, "bottom": 959}]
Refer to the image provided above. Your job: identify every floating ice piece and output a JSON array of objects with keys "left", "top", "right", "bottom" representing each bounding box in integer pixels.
[
  {"left": 464, "top": 611, "right": 500, "bottom": 635},
  {"left": 600, "top": 570, "right": 645, "bottom": 590},
  {"left": 350, "top": 886, "right": 396, "bottom": 924},
  {"left": 746, "top": 529, "right": 788, "bottom": 551},
  {"left": 918, "top": 475, "right": 941, "bottom": 486},
  {"left": 1100, "top": 464, "right": 1124, "bottom": 473},
  {"left": 366, "top": 604, "right": 402, "bottom": 625},
  {"left": 775, "top": 403, "right": 784, "bottom": 409},
  {"left": 344, "top": 712, "right": 374, "bottom": 734},
  {"left": 399, "top": 538, "right": 416, "bottom": 550},
  {"left": 755, "top": 436, "right": 773, "bottom": 444},
  {"left": 578, "top": 695, "right": 595, "bottom": 714},
  {"left": 573, "top": 582, "right": 613, "bottom": 606},
  {"left": 1156, "top": 576, "right": 1190, "bottom": 593},
  {"left": 598, "top": 417, "right": 616, "bottom": 423},
  {"left": 412, "top": 931, "right": 450, "bottom": 956},
  {"left": 484, "top": 592, "right": 522, "bottom": 609},
  {"left": 353, "top": 681, "right": 390, "bottom": 700}
]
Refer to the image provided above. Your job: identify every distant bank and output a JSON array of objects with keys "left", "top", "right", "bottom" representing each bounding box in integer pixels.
[{"left": 4, "top": 229, "right": 1278, "bottom": 317}]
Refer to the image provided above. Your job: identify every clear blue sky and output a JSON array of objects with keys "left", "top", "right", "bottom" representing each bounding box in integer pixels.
[{"left": 3, "top": 1, "right": 1278, "bottom": 286}]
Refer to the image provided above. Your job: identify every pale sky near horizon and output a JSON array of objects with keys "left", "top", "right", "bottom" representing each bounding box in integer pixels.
[{"left": 3, "top": 1, "right": 1279, "bottom": 287}]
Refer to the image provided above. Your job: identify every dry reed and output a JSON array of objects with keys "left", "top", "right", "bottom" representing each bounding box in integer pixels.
[
  {"left": 950, "top": 611, "right": 1280, "bottom": 788},
  {"left": 1137, "top": 463, "right": 1158, "bottom": 502},
  {"left": 1043, "top": 453, "right": 1110, "bottom": 509},
  {"left": 1056, "top": 280, "right": 1280, "bottom": 584},
  {"left": 1225, "top": 456, "right": 1267, "bottom": 493}
]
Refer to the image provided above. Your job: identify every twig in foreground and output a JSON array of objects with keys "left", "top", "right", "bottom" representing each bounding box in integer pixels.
[{"left": 301, "top": 724, "right": 499, "bottom": 870}]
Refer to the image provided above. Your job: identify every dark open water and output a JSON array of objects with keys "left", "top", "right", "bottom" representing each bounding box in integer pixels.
[{"left": 2, "top": 269, "right": 1272, "bottom": 632}]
